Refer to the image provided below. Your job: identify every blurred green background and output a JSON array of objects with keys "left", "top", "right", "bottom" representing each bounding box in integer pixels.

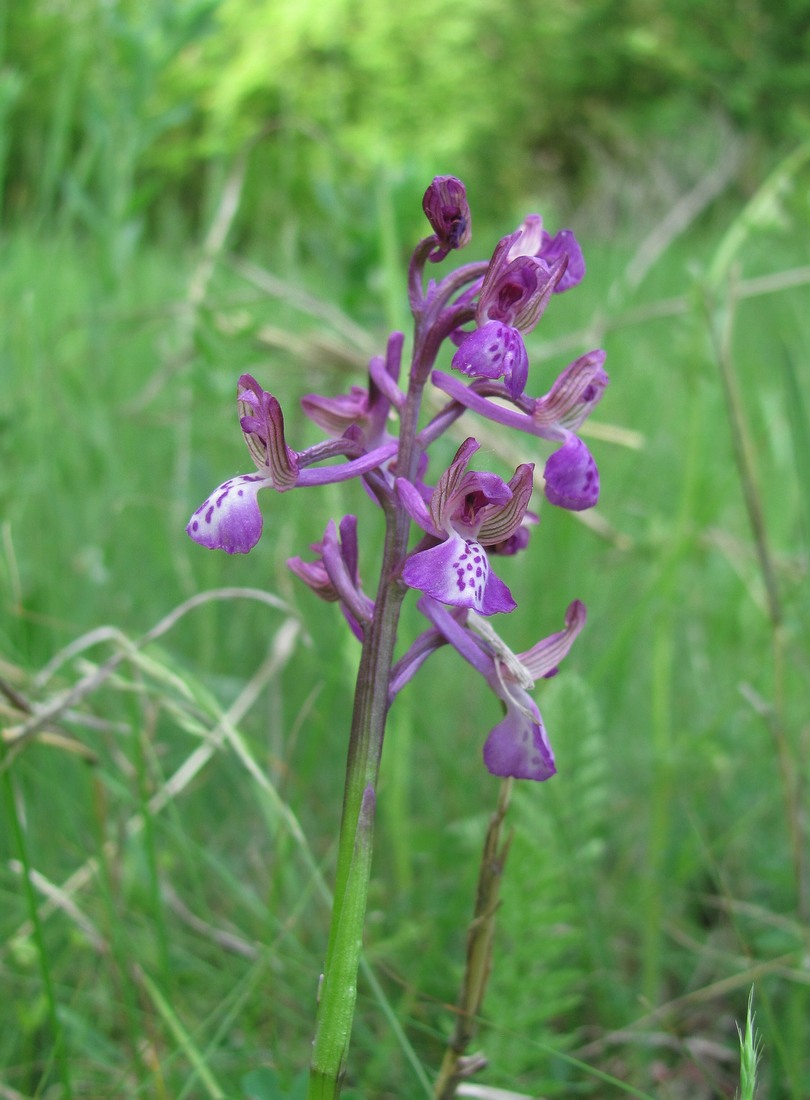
[{"left": 1, "top": 1, "right": 809, "bottom": 1097}]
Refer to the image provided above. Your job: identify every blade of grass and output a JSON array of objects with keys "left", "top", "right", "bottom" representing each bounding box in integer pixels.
[
  {"left": 2, "top": 766, "right": 74, "bottom": 1098},
  {"left": 137, "top": 967, "right": 226, "bottom": 1099}
]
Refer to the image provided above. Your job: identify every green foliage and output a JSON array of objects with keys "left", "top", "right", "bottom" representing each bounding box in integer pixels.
[{"left": 3, "top": 0, "right": 810, "bottom": 249}]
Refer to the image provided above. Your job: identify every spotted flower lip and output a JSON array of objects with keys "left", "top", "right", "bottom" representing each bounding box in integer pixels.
[
  {"left": 451, "top": 321, "right": 529, "bottom": 399},
  {"left": 417, "top": 597, "right": 587, "bottom": 781},
  {"left": 397, "top": 439, "right": 533, "bottom": 615}
]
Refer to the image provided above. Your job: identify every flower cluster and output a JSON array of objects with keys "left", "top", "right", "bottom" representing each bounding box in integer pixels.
[{"left": 187, "top": 177, "right": 607, "bottom": 781}]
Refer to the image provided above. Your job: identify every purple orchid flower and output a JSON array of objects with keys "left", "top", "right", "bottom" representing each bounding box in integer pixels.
[
  {"left": 288, "top": 515, "right": 373, "bottom": 641},
  {"left": 396, "top": 438, "right": 533, "bottom": 615},
  {"left": 433, "top": 348, "right": 608, "bottom": 511},
  {"left": 301, "top": 333, "right": 405, "bottom": 451},
  {"left": 186, "top": 374, "right": 398, "bottom": 554},
  {"left": 507, "top": 214, "right": 586, "bottom": 293},
  {"left": 449, "top": 221, "right": 571, "bottom": 398},
  {"left": 476, "top": 231, "right": 569, "bottom": 333},
  {"left": 417, "top": 597, "right": 587, "bottom": 781}
]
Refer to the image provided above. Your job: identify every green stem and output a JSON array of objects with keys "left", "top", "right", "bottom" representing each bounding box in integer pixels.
[{"left": 307, "top": 372, "right": 427, "bottom": 1098}]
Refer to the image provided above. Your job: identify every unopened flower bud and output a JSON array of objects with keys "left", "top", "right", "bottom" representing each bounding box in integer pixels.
[{"left": 422, "top": 175, "right": 472, "bottom": 261}]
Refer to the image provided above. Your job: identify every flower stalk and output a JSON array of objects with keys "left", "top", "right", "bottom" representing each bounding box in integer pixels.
[{"left": 433, "top": 777, "right": 514, "bottom": 1099}]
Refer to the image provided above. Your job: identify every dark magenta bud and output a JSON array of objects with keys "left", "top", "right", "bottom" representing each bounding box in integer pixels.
[{"left": 422, "top": 175, "right": 472, "bottom": 261}]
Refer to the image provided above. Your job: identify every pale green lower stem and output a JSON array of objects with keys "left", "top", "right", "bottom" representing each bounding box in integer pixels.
[
  {"left": 307, "top": 565, "right": 406, "bottom": 1099},
  {"left": 307, "top": 378, "right": 426, "bottom": 1099}
]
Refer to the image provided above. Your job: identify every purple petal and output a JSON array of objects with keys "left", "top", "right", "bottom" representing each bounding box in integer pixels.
[
  {"left": 478, "top": 567, "right": 517, "bottom": 616},
  {"left": 451, "top": 322, "right": 529, "bottom": 398},
  {"left": 478, "top": 254, "right": 565, "bottom": 333},
  {"left": 287, "top": 553, "right": 337, "bottom": 601},
  {"left": 543, "top": 436, "right": 600, "bottom": 511},
  {"left": 533, "top": 350, "right": 608, "bottom": 433},
  {"left": 396, "top": 476, "right": 441, "bottom": 536},
  {"left": 428, "top": 438, "right": 480, "bottom": 531},
  {"left": 483, "top": 689, "right": 556, "bottom": 781},
  {"left": 402, "top": 532, "right": 516, "bottom": 615},
  {"left": 301, "top": 386, "right": 369, "bottom": 435},
  {"left": 186, "top": 474, "right": 269, "bottom": 554},
  {"left": 508, "top": 214, "right": 545, "bottom": 259},
  {"left": 519, "top": 599, "right": 587, "bottom": 680},
  {"left": 321, "top": 518, "right": 374, "bottom": 626},
  {"left": 540, "top": 229, "right": 585, "bottom": 292},
  {"left": 237, "top": 376, "right": 298, "bottom": 488},
  {"left": 477, "top": 463, "right": 534, "bottom": 546}
]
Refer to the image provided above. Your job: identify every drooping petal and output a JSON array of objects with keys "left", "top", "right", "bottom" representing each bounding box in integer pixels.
[
  {"left": 478, "top": 566, "right": 518, "bottom": 616},
  {"left": 451, "top": 322, "right": 529, "bottom": 398},
  {"left": 321, "top": 517, "right": 374, "bottom": 627},
  {"left": 543, "top": 435, "right": 600, "bottom": 511},
  {"left": 286, "top": 552, "right": 337, "bottom": 601},
  {"left": 186, "top": 474, "right": 271, "bottom": 554},
  {"left": 402, "top": 532, "right": 516, "bottom": 614},
  {"left": 519, "top": 599, "right": 587, "bottom": 680},
  {"left": 482, "top": 689, "right": 556, "bottom": 781}
]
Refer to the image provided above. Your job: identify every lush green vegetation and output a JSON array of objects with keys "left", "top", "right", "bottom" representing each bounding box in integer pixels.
[{"left": 2, "top": 2, "right": 809, "bottom": 1098}]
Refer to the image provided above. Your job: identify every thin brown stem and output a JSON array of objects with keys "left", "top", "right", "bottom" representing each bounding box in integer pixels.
[{"left": 434, "top": 777, "right": 514, "bottom": 1099}]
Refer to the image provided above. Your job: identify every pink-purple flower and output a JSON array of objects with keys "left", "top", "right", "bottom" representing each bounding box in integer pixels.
[
  {"left": 397, "top": 438, "right": 533, "bottom": 615},
  {"left": 450, "top": 216, "right": 584, "bottom": 398},
  {"left": 416, "top": 597, "right": 587, "bottom": 780},
  {"left": 186, "top": 374, "right": 397, "bottom": 554},
  {"left": 433, "top": 348, "right": 608, "bottom": 511}
]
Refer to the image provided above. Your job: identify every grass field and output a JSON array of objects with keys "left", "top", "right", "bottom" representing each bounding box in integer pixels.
[{"left": 2, "top": 151, "right": 809, "bottom": 1099}]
